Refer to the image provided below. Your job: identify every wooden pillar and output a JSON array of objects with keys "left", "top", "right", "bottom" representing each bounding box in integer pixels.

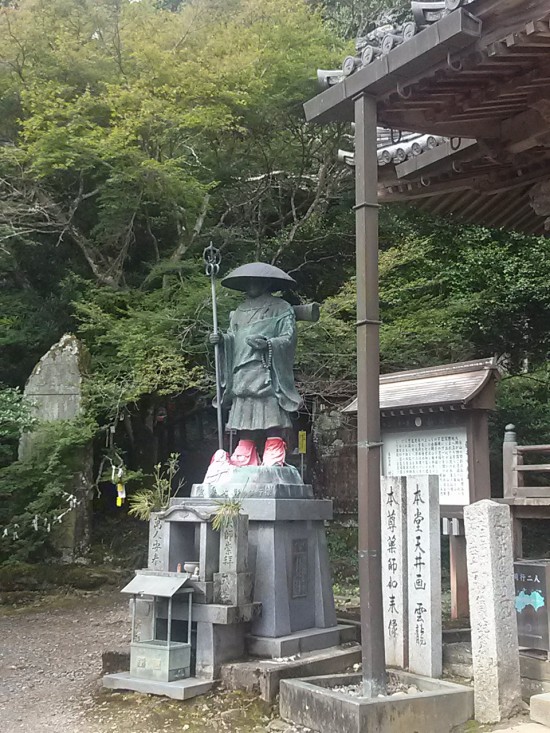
[
  {"left": 450, "top": 534, "right": 469, "bottom": 620},
  {"left": 511, "top": 514, "right": 523, "bottom": 559},
  {"left": 354, "top": 92, "right": 386, "bottom": 696}
]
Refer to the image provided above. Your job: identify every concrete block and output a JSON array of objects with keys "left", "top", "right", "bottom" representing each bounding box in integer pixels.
[
  {"left": 464, "top": 500, "right": 522, "bottom": 723},
  {"left": 521, "top": 654, "right": 550, "bottom": 683},
  {"left": 213, "top": 572, "right": 253, "bottom": 606},
  {"left": 279, "top": 671, "right": 474, "bottom": 733},
  {"left": 530, "top": 692, "right": 550, "bottom": 726},
  {"left": 442, "top": 642, "right": 473, "bottom": 680},
  {"left": 166, "top": 597, "right": 261, "bottom": 625},
  {"left": 221, "top": 644, "right": 362, "bottom": 702},
  {"left": 195, "top": 622, "right": 247, "bottom": 679},
  {"left": 247, "top": 625, "right": 353, "bottom": 658},
  {"left": 523, "top": 677, "right": 550, "bottom": 701}
]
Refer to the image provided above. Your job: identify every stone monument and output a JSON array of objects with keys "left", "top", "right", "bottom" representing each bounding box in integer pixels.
[
  {"left": 19, "top": 334, "right": 93, "bottom": 562},
  {"left": 464, "top": 500, "right": 522, "bottom": 723},
  {"left": 381, "top": 475, "right": 408, "bottom": 669},
  {"left": 406, "top": 474, "right": 441, "bottom": 678}
]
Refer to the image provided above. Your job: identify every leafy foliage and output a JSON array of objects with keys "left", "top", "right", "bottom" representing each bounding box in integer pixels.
[
  {"left": 128, "top": 452, "right": 183, "bottom": 520},
  {"left": 211, "top": 499, "right": 243, "bottom": 532},
  {"left": 0, "top": 387, "right": 35, "bottom": 467},
  {"left": 1, "top": 0, "right": 550, "bottom": 565},
  {"left": 0, "top": 417, "right": 96, "bottom": 563}
]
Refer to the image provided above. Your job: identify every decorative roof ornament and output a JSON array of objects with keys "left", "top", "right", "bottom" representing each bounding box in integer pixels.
[{"left": 318, "top": 0, "right": 475, "bottom": 85}]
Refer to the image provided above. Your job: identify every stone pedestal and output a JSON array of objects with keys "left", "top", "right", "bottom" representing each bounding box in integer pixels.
[
  {"left": 188, "top": 465, "right": 340, "bottom": 657},
  {"left": 464, "top": 500, "right": 522, "bottom": 723}
]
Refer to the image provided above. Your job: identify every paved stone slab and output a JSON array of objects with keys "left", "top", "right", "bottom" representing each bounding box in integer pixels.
[
  {"left": 530, "top": 693, "right": 550, "bottom": 726},
  {"left": 247, "top": 624, "right": 354, "bottom": 658},
  {"left": 496, "top": 725, "right": 548, "bottom": 732},
  {"left": 103, "top": 672, "right": 213, "bottom": 700}
]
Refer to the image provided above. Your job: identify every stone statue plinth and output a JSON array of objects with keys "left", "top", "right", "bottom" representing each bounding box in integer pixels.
[
  {"left": 191, "top": 465, "right": 312, "bottom": 499},
  {"left": 182, "top": 465, "right": 341, "bottom": 657}
]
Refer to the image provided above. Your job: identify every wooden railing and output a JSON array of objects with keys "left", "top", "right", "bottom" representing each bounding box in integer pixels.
[{"left": 503, "top": 424, "right": 550, "bottom": 498}]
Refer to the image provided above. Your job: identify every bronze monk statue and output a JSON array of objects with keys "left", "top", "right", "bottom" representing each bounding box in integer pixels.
[{"left": 208, "top": 262, "right": 301, "bottom": 469}]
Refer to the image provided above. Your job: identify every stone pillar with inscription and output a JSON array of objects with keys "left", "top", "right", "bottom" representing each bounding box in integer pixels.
[
  {"left": 464, "top": 500, "right": 522, "bottom": 723},
  {"left": 148, "top": 514, "right": 167, "bottom": 571},
  {"left": 381, "top": 476, "right": 408, "bottom": 669},
  {"left": 406, "top": 475, "right": 442, "bottom": 678},
  {"left": 214, "top": 514, "right": 253, "bottom": 606}
]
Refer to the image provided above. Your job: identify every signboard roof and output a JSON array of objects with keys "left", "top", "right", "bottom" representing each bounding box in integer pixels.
[
  {"left": 121, "top": 572, "right": 190, "bottom": 597},
  {"left": 343, "top": 357, "right": 498, "bottom": 413}
]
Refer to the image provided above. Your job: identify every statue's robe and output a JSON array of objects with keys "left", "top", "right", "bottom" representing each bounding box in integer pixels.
[{"left": 220, "top": 293, "right": 301, "bottom": 431}]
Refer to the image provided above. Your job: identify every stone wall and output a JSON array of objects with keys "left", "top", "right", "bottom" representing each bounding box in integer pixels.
[{"left": 311, "top": 409, "right": 357, "bottom": 514}]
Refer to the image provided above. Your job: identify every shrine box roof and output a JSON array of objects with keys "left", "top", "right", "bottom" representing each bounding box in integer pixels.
[
  {"left": 121, "top": 571, "right": 190, "bottom": 598},
  {"left": 343, "top": 357, "right": 498, "bottom": 415}
]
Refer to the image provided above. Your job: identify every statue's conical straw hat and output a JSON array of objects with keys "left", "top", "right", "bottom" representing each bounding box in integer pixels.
[{"left": 221, "top": 262, "right": 296, "bottom": 292}]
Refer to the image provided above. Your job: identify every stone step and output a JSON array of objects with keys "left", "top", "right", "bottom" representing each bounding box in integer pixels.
[{"left": 220, "top": 643, "right": 362, "bottom": 702}]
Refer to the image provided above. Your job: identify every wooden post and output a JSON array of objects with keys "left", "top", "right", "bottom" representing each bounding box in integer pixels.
[
  {"left": 354, "top": 92, "right": 386, "bottom": 696},
  {"left": 450, "top": 533, "right": 469, "bottom": 620},
  {"left": 512, "top": 515, "right": 523, "bottom": 559}
]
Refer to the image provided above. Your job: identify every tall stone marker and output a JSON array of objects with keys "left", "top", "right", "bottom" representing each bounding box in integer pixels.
[
  {"left": 464, "top": 500, "right": 522, "bottom": 723},
  {"left": 407, "top": 474, "right": 442, "bottom": 678},
  {"left": 19, "top": 334, "right": 93, "bottom": 562},
  {"left": 381, "top": 476, "right": 408, "bottom": 668}
]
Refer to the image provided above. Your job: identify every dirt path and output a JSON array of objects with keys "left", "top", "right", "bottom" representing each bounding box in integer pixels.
[
  {"left": 0, "top": 591, "right": 288, "bottom": 733},
  {"left": 8, "top": 590, "right": 525, "bottom": 733},
  {"left": 0, "top": 592, "right": 130, "bottom": 732}
]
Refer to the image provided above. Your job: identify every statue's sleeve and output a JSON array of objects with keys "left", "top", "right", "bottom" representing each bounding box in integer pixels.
[
  {"left": 220, "top": 313, "right": 235, "bottom": 403},
  {"left": 269, "top": 309, "right": 302, "bottom": 413}
]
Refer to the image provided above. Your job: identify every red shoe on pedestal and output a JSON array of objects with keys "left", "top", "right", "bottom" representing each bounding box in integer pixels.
[
  {"left": 230, "top": 439, "right": 260, "bottom": 467},
  {"left": 262, "top": 437, "right": 286, "bottom": 467}
]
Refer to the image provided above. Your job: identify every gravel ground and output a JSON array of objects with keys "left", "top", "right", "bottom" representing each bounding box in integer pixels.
[
  {"left": 0, "top": 591, "right": 306, "bottom": 733},
  {"left": 0, "top": 591, "right": 130, "bottom": 733}
]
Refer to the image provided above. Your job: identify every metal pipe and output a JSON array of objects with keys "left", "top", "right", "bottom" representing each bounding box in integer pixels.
[
  {"left": 354, "top": 93, "right": 386, "bottom": 696},
  {"left": 204, "top": 244, "right": 224, "bottom": 450},
  {"left": 187, "top": 592, "right": 193, "bottom": 646},
  {"left": 167, "top": 597, "right": 172, "bottom": 645},
  {"left": 131, "top": 596, "right": 136, "bottom": 642}
]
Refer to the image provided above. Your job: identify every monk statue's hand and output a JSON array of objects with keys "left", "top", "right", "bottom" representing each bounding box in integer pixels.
[
  {"left": 246, "top": 336, "right": 268, "bottom": 351},
  {"left": 209, "top": 332, "right": 223, "bottom": 346}
]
